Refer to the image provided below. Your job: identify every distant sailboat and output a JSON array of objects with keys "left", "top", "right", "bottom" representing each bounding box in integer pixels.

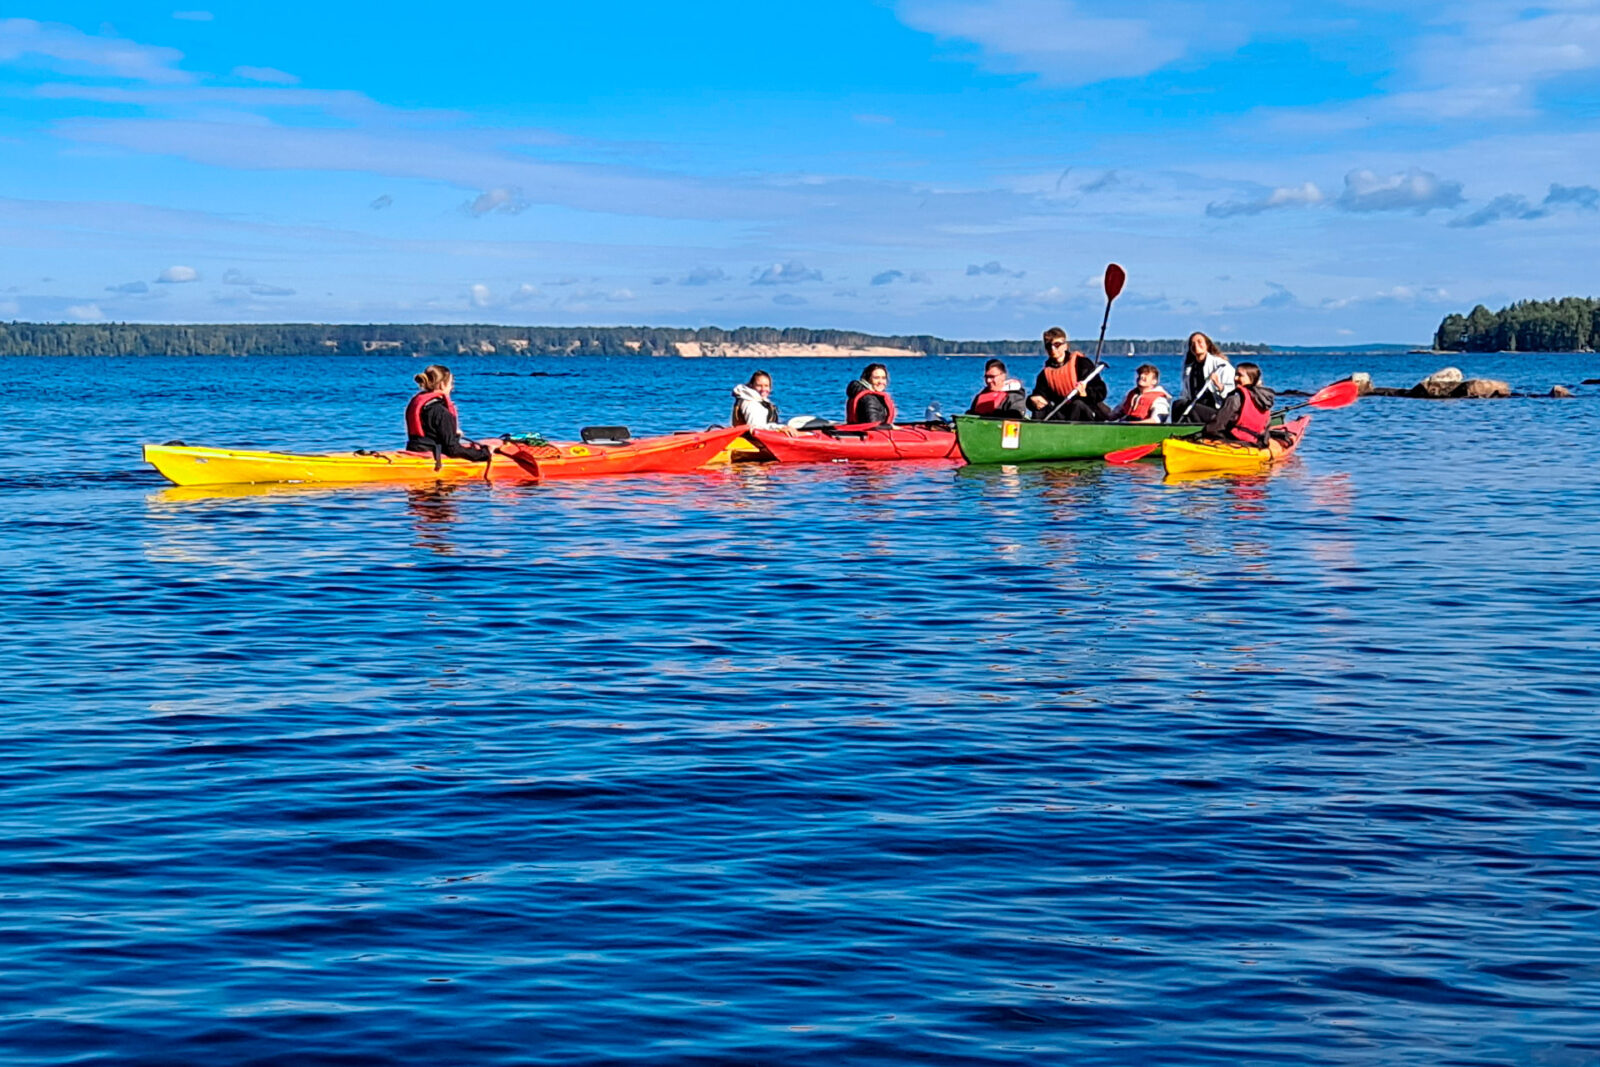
[{"left": 1126, "top": 342, "right": 1135, "bottom": 357}]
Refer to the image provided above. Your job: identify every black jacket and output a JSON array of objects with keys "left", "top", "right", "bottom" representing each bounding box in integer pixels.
[{"left": 408, "top": 397, "right": 491, "bottom": 461}]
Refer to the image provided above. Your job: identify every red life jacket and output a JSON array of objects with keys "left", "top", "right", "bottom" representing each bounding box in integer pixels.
[
  {"left": 405, "top": 391, "right": 458, "bottom": 440},
  {"left": 1229, "top": 385, "right": 1271, "bottom": 445},
  {"left": 1041, "top": 355, "right": 1084, "bottom": 398},
  {"left": 968, "top": 389, "right": 1014, "bottom": 416},
  {"left": 847, "top": 388, "right": 896, "bottom": 425},
  {"left": 1119, "top": 386, "right": 1171, "bottom": 421}
]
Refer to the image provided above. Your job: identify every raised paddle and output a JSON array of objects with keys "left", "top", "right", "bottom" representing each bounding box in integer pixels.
[
  {"left": 1038, "top": 263, "right": 1126, "bottom": 422},
  {"left": 1103, "top": 379, "right": 1362, "bottom": 464}
]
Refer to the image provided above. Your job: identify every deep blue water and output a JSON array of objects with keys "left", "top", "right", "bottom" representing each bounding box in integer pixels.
[{"left": 4, "top": 352, "right": 1600, "bottom": 1065}]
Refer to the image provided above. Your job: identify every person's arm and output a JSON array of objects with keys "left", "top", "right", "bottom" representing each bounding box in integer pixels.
[
  {"left": 1078, "top": 356, "right": 1108, "bottom": 403},
  {"left": 1028, "top": 369, "right": 1052, "bottom": 410},
  {"left": 1204, "top": 392, "right": 1241, "bottom": 437},
  {"left": 420, "top": 399, "right": 460, "bottom": 448}
]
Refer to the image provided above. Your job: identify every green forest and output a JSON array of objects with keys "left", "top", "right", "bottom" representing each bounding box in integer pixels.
[
  {"left": 0, "top": 322, "right": 1270, "bottom": 358},
  {"left": 1433, "top": 297, "right": 1600, "bottom": 352}
]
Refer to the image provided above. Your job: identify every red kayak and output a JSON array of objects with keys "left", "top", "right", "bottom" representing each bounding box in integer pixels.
[{"left": 748, "top": 423, "right": 962, "bottom": 463}]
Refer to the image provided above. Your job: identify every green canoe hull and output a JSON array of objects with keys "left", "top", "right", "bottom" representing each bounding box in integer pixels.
[{"left": 954, "top": 415, "right": 1200, "bottom": 464}]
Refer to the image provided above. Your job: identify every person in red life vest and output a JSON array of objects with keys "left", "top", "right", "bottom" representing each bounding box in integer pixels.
[
  {"left": 1202, "top": 361, "right": 1275, "bottom": 445},
  {"left": 1027, "top": 326, "right": 1110, "bottom": 422},
  {"left": 845, "top": 363, "right": 896, "bottom": 425},
  {"left": 730, "top": 370, "right": 781, "bottom": 428},
  {"left": 965, "top": 359, "right": 1027, "bottom": 418},
  {"left": 404, "top": 364, "right": 494, "bottom": 463},
  {"left": 1111, "top": 364, "right": 1172, "bottom": 424}
]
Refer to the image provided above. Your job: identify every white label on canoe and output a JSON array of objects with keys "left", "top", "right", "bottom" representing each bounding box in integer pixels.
[{"left": 1001, "top": 420, "right": 1021, "bottom": 449}]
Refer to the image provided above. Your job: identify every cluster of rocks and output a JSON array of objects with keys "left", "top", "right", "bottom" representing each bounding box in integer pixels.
[{"left": 1347, "top": 368, "right": 1580, "bottom": 399}]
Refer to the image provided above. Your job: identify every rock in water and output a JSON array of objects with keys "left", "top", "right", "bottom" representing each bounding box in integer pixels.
[
  {"left": 1456, "top": 378, "right": 1511, "bottom": 398},
  {"left": 1412, "top": 367, "right": 1464, "bottom": 397},
  {"left": 1551, "top": 384, "right": 1573, "bottom": 397},
  {"left": 1350, "top": 372, "right": 1373, "bottom": 396}
]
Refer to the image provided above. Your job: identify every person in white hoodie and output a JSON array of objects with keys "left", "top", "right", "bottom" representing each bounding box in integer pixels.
[
  {"left": 1175, "top": 331, "right": 1236, "bottom": 424},
  {"left": 730, "top": 370, "right": 780, "bottom": 428}
]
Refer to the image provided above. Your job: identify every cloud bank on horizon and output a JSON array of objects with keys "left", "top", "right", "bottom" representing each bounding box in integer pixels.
[{"left": 0, "top": 2, "right": 1597, "bottom": 344}]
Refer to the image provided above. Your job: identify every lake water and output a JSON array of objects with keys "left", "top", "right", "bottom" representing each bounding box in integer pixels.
[{"left": 4, "top": 351, "right": 1599, "bottom": 1065}]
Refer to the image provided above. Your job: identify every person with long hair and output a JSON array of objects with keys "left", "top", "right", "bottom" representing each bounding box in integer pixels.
[
  {"left": 1176, "top": 331, "right": 1235, "bottom": 424},
  {"left": 730, "top": 370, "right": 780, "bottom": 428},
  {"left": 845, "top": 363, "right": 896, "bottom": 424},
  {"left": 404, "top": 364, "right": 494, "bottom": 463},
  {"left": 1202, "top": 361, "right": 1276, "bottom": 445},
  {"left": 1027, "top": 327, "right": 1109, "bottom": 422}
]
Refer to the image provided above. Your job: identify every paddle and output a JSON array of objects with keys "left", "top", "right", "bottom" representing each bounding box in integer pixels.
[
  {"left": 1039, "top": 263, "right": 1125, "bottom": 422},
  {"left": 498, "top": 443, "right": 543, "bottom": 479},
  {"left": 1103, "top": 378, "right": 1362, "bottom": 464}
]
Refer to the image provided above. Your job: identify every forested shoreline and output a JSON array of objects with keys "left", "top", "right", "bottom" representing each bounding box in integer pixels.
[
  {"left": 0, "top": 322, "right": 1271, "bottom": 358},
  {"left": 1434, "top": 297, "right": 1600, "bottom": 352}
]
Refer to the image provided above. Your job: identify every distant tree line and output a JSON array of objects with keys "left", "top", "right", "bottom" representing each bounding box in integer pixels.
[
  {"left": 0, "top": 322, "right": 1272, "bottom": 358},
  {"left": 1434, "top": 297, "right": 1600, "bottom": 352}
]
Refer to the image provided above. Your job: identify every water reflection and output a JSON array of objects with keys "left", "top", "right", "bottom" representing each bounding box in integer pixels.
[{"left": 407, "top": 484, "right": 464, "bottom": 554}]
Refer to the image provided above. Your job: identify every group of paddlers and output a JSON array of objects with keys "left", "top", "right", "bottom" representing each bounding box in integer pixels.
[
  {"left": 401, "top": 329, "right": 1281, "bottom": 464},
  {"left": 728, "top": 329, "right": 1280, "bottom": 447}
]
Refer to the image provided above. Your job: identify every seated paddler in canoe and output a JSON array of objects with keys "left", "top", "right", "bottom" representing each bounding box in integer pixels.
[
  {"left": 966, "top": 359, "right": 1027, "bottom": 419},
  {"left": 1027, "top": 327, "right": 1111, "bottom": 422},
  {"left": 1111, "top": 364, "right": 1172, "bottom": 424},
  {"left": 1175, "top": 331, "right": 1236, "bottom": 424},
  {"left": 405, "top": 364, "right": 498, "bottom": 466},
  {"left": 845, "top": 363, "right": 896, "bottom": 425}
]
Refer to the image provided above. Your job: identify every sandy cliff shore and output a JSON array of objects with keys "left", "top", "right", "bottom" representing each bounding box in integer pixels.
[{"left": 673, "top": 342, "right": 922, "bottom": 359}]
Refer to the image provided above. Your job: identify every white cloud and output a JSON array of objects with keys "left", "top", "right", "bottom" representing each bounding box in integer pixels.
[
  {"left": 0, "top": 18, "right": 191, "bottom": 83},
  {"left": 1336, "top": 168, "right": 1463, "bottom": 214},
  {"left": 752, "top": 261, "right": 822, "bottom": 285},
  {"left": 680, "top": 266, "right": 726, "bottom": 286},
  {"left": 232, "top": 65, "right": 299, "bottom": 85},
  {"left": 67, "top": 302, "right": 105, "bottom": 320},
  {"left": 1449, "top": 182, "right": 1600, "bottom": 227},
  {"left": 896, "top": 0, "right": 1208, "bottom": 86},
  {"left": 156, "top": 264, "right": 199, "bottom": 282},
  {"left": 470, "top": 283, "right": 492, "bottom": 308},
  {"left": 966, "top": 259, "right": 1024, "bottom": 278},
  {"left": 463, "top": 187, "right": 530, "bottom": 216},
  {"left": 1206, "top": 182, "right": 1324, "bottom": 218}
]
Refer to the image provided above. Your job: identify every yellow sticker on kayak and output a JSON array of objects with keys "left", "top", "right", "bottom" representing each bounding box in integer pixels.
[
  {"left": 568, "top": 446, "right": 591, "bottom": 456},
  {"left": 1001, "top": 421, "right": 1021, "bottom": 449}
]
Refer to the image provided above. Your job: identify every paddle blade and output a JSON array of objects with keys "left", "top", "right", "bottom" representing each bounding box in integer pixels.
[
  {"left": 1103, "top": 263, "right": 1127, "bottom": 300},
  {"left": 1105, "top": 441, "right": 1160, "bottom": 465},
  {"left": 1308, "top": 379, "right": 1361, "bottom": 410},
  {"left": 499, "top": 444, "right": 543, "bottom": 479}
]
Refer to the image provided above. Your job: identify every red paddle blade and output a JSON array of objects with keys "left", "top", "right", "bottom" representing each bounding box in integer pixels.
[
  {"left": 499, "top": 444, "right": 543, "bottom": 478},
  {"left": 1309, "top": 379, "right": 1361, "bottom": 409},
  {"left": 1104, "top": 263, "right": 1127, "bottom": 300},
  {"left": 1105, "top": 441, "right": 1160, "bottom": 464}
]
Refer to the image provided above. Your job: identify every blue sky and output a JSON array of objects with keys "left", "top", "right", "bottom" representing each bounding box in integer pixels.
[{"left": 2, "top": 2, "right": 1597, "bottom": 342}]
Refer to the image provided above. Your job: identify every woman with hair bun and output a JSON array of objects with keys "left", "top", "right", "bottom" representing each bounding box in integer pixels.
[{"left": 404, "top": 364, "right": 494, "bottom": 463}]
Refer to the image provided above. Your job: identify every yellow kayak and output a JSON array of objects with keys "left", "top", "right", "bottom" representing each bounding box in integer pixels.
[
  {"left": 143, "top": 443, "right": 509, "bottom": 486},
  {"left": 1161, "top": 416, "right": 1311, "bottom": 475}
]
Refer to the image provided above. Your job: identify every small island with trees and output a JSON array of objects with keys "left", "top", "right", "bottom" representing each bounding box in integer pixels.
[{"left": 1434, "top": 297, "right": 1599, "bottom": 352}]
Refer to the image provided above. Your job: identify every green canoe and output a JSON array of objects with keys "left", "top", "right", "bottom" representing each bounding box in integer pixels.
[{"left": 954, "top": 415, "right": 1200, "bottom": 464}]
